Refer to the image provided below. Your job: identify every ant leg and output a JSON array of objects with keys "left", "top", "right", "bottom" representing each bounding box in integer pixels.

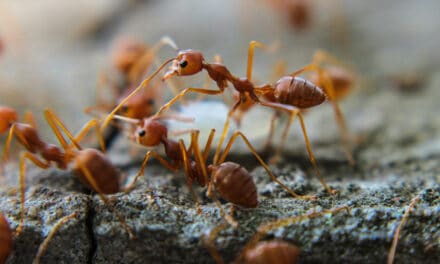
[
  {"left": 3, "top": 123, "right": 37, "bottom": 161},
  {"left": 70, "top": 119, "right": 106, "bottom": 153},
  {"left": 257, "top": 101, "right": 336, "bottom": 195},
  {"left": 312, "top": 49, "right": 349, "bottom": 68},
  {"left": 124, "top": 150, "right": 179, "bottom": 192},
  {"left": 3, "top": 124, "right": 19, "bottom": 161},
  {"left": 186, "top": 132, "right": 238, "bottom": 226},
  {"left": 292, "top": 60, "right": 355, "bottom": 165},
  {"left": 202, "top": 129, "right": 216, "bottom": 162},
  {"left": 94, "top": 70, "right": 119, "bottom": 110},
  {"left": 263, "top": 111, "right": 280, "bottom": 151},
  {"left": 155, "top": 87, "right": 223, "bottom": 117},
  {"left": 296, "top": 112, "right": 337, "bottom": 195},
  {"left": 33, "top": 212, "right": 78, "bottom": 264},
  {"left": 246, "top": 206, "right": 349, "bottom": 250},
  {"left": 270, "top": 60, "right": 288, "bottom": 82},
  {"left": 16, "top": 152, "right": 51, "bottom": 236},
  {"left": 246, "top": 40, "right": 279, "bottom": 81},
  {"left": 288, "top": 63, "right": 320, "bottom": 77},
  {"left": 317, "top": 68, "right": 355, "bottom": 166},
  {"left": 128, "top": 36, "right": 179, "bottom": 84},
  {"left": 178, "top": 139, "right": 202, "bottom": 214},
  {"left": 202, "top": 222, "right": 228, "bottom": 264},
  {"left": 219, "top": 131, "right": 315, "bottom": 200},
  {"left": 212, "top": 100, "right": 241, "bottom": 166},
  {"left": 102, "top": 57, "right": 176, "bottom": 130},
  {"left": 23, "top": 111, "right": 37, "bottom": 128},
  {"left": 270, "top": 109, "right": 299, "bottom": 164},
  {"left": 76, "top": 162, "right": 136, "bottom": 239},
  {"left": 193, "top": 55, "right": 224, "bottom": 103},
  {"left": 388, "top": 195, "right": 421, "bottom": 264},
  {"left": 43, "top": 109, "right": 73, "bottom": 150}
]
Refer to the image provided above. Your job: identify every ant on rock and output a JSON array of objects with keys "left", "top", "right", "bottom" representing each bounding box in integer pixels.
[
  {"left": 108, "top": 111, "right": 316, "bottom": 226},
  {"left": 102, "top": 40, "right": 337, "bottom": 195},
  {"left": 203, "top": 205, "right": 349, "bottom": 263},
  {"left": 1, "top": 107, "right": 134, "bottom": 238}
]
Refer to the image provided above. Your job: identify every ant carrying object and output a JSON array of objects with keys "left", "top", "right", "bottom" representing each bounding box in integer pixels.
[
  {"left": 0, "top": 211, "right": 78, "bottom": 264},
  {"left": 1, "top": 108, "right": 134, "bottom": 238},
  {"left": 203, "top": 205, "right": 349, "bottom": 264},
  {"left": 102, "top": 39, "right": 337, "bottom": 195},
  {"left": 111, "top": 109, "right": 316, "bottom": 226}
]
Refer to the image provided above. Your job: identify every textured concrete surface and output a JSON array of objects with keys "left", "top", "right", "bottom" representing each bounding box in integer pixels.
[{"left": 0, "top": 0, "right": 439, "bottom": 263}]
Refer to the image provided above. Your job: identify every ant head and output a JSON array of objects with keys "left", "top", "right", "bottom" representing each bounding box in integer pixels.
[
  {"left": 0, "top": 106, "right": 18, "bottom": 134},
  {"left": 117, "top": 95, "right": 156, "bottom": 120},
  {"left": 163, "top": 49, "right": 204, "bottom": 80},
  {"left": 135, "top": 118, "right": 168, "bottom": 147}
]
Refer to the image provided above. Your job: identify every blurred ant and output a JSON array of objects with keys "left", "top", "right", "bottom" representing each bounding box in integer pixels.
[
  {"left": 88, "top": 37, "right": 179, "bottom": 148},
  {"left": 388, "top": 194, "right": 421, "bottom": 264},
  {"left": 0, "top": 211, "right": 77, "bottom": 264},
  {"left": 103, "top": 40, "right": 336, "bottom": 195},
  {"left": 203, "top": 205, "right": 349, "bottom": 264},
  {"left": 110, "top": 111, "right": 315, "bottom": 226},
  {"left": 1, "top": 108, "right": 134, "bottom": 238},
  {"left": 265, "top": 0, "right": 313, "bottom": 31}
]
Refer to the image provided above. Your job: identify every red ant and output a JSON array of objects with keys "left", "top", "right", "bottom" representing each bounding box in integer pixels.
[
  {"left": 109, "top": 112, "right": 315, "bottom": 226},
  {"left": 0, "top": 211, "right": 77, "bottom": 264},
  {"left": 88, "top": 37, "right": 180, "bottom": 148},
  {"left": 102, "top": 40, "right": 336, "bottom": 195},
  {"left": 203, "top": 205, "right": 349, "bottom": 264},
  {"left": 1, "top": 108, "right": 134, "bottom": 238},
  {"left": 90, "top": 36, "right": 180, "bottom": 118},
  {"left": 261, "top": 50, "right": 356, "bottom": 165}
]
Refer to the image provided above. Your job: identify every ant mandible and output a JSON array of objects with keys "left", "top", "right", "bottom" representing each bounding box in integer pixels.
[
  {"left": 1, "top": 108, "right": 134, "bottom": 238},
  {"left": 203, "top": 205, "right": 349, "bottom": 264},
  {"left": 102, "top": 40, "right": 336, "bottom": 195}
]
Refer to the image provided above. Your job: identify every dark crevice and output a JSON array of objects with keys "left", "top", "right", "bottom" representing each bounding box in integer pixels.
[{"left": 86, "top": 198, "right": 97, "bottom": 264}]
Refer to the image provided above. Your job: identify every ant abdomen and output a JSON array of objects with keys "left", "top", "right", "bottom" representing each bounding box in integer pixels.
[
  {"left": 0, "top": 213, "right": 12, "bottom": 264},
  {"left": 211, "top": 162, "right": 258, "bottom": 208},
  {"left": 73, "top": 149, "right": 120, "bottom": 194},
  {"left": 240, "top": 240, "right": 301, "bottom": 264},
  {"left": 274, "top": 76, "right": 326, "bottom": 108}
]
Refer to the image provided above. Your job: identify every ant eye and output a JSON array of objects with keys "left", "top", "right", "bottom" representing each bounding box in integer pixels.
[
  {"left": 179, "top": 60, "right": 188, "bottom": 68},
  {"left": 138, "top": 130, "right": 146, "bottom": 137},
  {"left": 147, "top": 99, "right": 155, "bottom": 105}
]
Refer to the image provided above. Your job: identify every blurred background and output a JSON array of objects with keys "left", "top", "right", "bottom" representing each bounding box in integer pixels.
[{"left": 0, "top": 0, "right": 439, "bottom": 157}]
